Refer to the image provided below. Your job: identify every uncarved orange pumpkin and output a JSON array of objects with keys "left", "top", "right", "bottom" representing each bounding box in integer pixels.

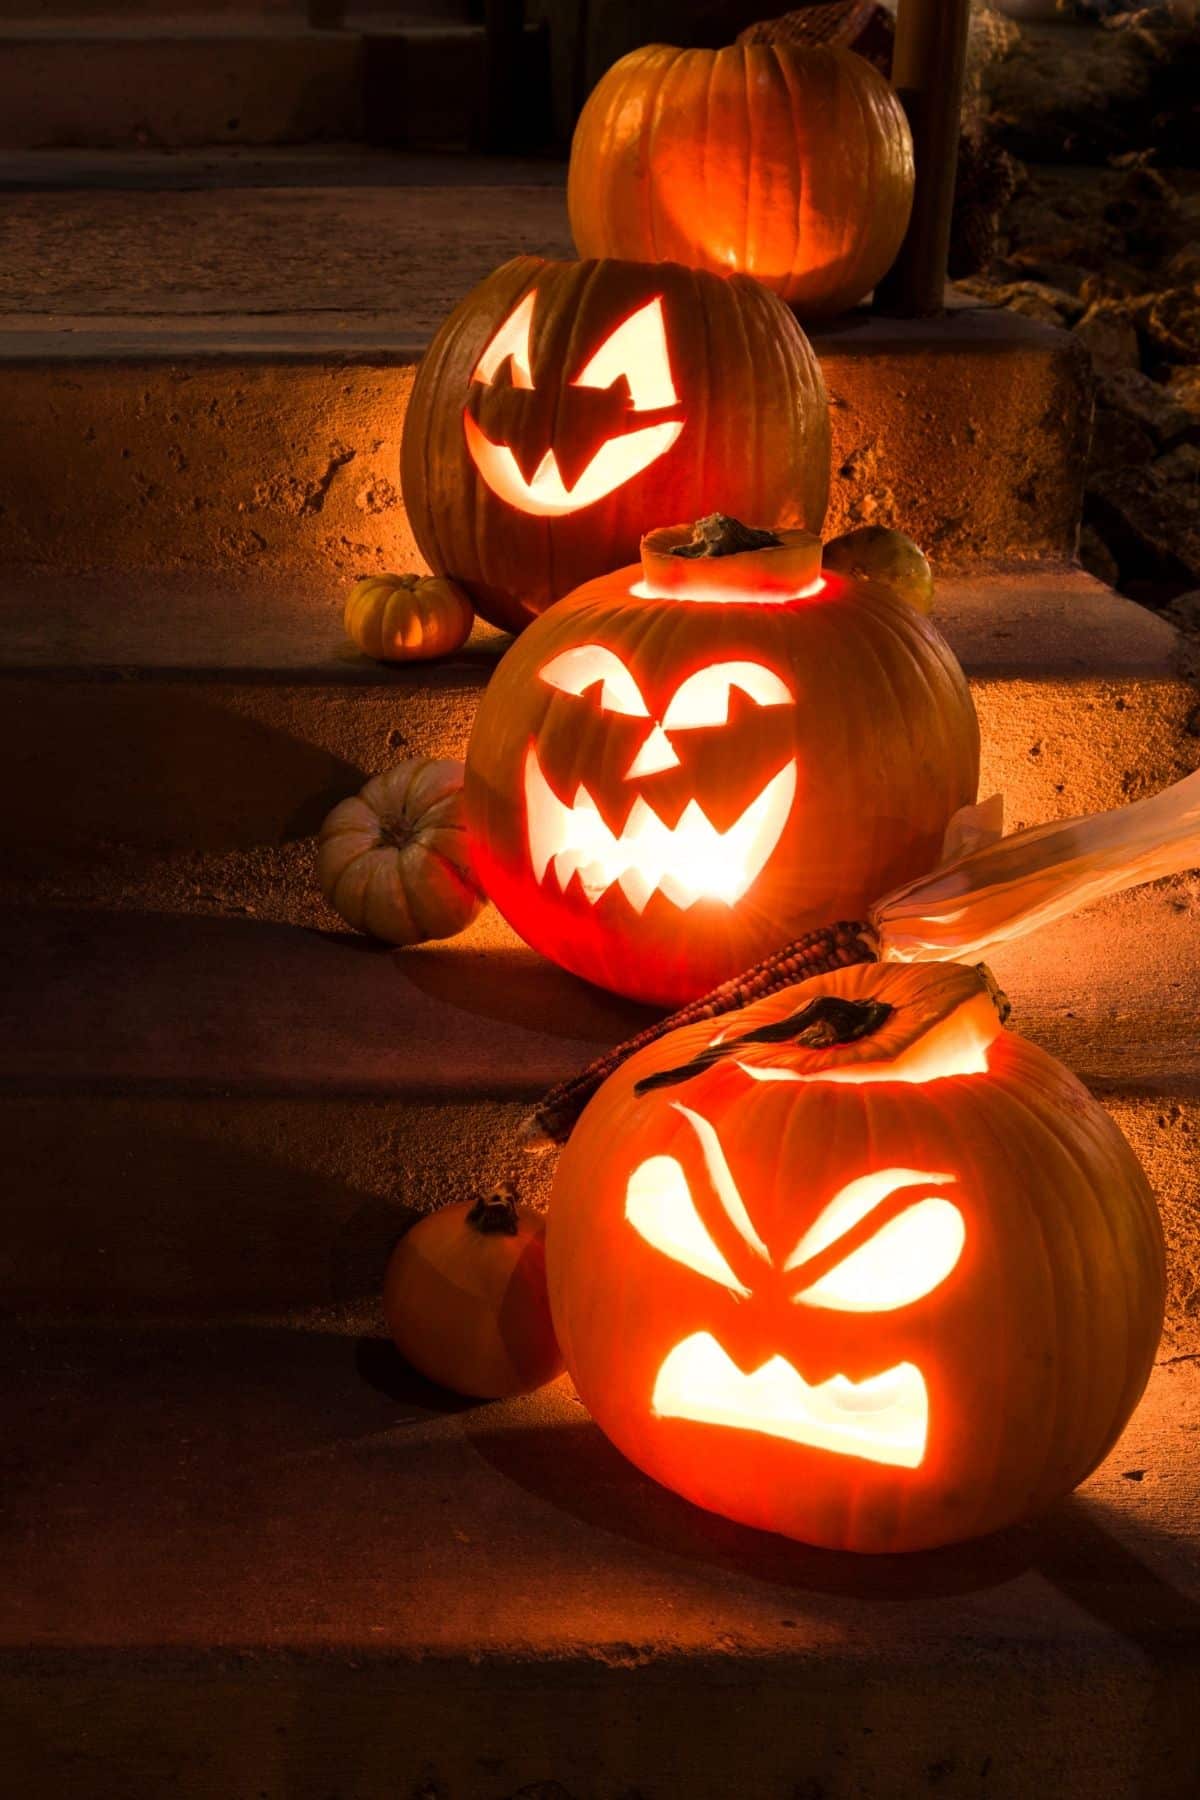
[
  {"left": 547, "top": 960, "right": 1165, "bottom": 1553},
  {"left": 400, "top": 255, "right": 830, "bottom": 633},
  {"left": 385, "top": 1186, "right": 564, "bottom": 1400},
  {"left": 463, "top": 516, "right": 978, "bottom": 1006},
  {"left": 568, "top": 43, "right": 914, "bottom": 318}
]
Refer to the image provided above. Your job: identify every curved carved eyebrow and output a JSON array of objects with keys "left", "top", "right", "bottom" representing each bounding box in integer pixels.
[
  {"left": 472, "top": 290, "right": 536, "bottom": 390},
  {"left": 661, "top": 662, "right": 795, "bottom": 731},
  {"left": 538, "top": 644, "right": 650, "bottom": 718},
  {"left": 785, "top": 1168, "right": 957, "bottom": 1273},
  {"left": 572, "top": 297, "right": 679, "bottom": 412},
  {"left": 673, "top": 1102, "right": 770, "bottom": 1263}
]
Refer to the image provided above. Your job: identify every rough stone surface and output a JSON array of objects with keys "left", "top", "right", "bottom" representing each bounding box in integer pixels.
[
  {"left": 0, "top": 179, "right": 574, "bottom": 320},
  {"left": 4, "top": 1320, "right": 1200, "bottom": 1798},
  {"left": 0, "top": 353, "right": 425, "bottom": 577},
  {"left": 1166, "top": 363, "right": 1200, "bottom": 419},
  {"left": 2, "top": 880, "right": 1198, "bottom": 1342},
  {"left": 1, "top": 567, "right": 1192, "bottom": 852},
  {"left": 817, "top": 306, "right": 1090, "bottom": 569},
  {"left": 1095, "top": 368, "right": 1193, "bottom": 453},
  {"left": 952, "top": 15, "right": 1200, "bottom": 608},
  {"left": 1073, "top": 299, "right": 1141, "bottom": 376},
  {"left": 986, "top": 16, "right": 1200, "bottom": 165},
  {"left": 1088, "top": 457, "right": 1200, "bottom": 604}
]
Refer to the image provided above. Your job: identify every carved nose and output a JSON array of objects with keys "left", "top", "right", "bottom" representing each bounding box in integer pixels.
[{"left": 625, "top": 723, "right": 681, "bottom": 780}]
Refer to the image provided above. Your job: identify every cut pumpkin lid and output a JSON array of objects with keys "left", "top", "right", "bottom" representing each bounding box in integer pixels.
[
  {"left": 634, "top": 961, "right": 1007, "bottom": 1096},
  {"left": 639, "top": 515, "right": 823, "bottom": 602}
]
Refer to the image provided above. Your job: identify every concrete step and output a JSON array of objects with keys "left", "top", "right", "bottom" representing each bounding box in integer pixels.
[
  {"left": 3, "top": 4, "right": 308, "bottom": 16},
  {"left": 4, "top": 1314, "right": 1200, "bottom": 1797},
  {"left": 0, "top": 566, "right": 1193, "bottom": 855},
  {"left": 1, "top": 881, "right": 1197, "bottom": 1342},
  {"left": 0, "top": 4, "right": 468, "bottom": 15},
  {"left": 0, "top": 162, "right": 1089, "bottom": 573},
  {"left": 0, "top": 20, "right": 367, "bottom": 148},
  {"left": 0, "top": 16, "right": 541, "bottom": 151}
]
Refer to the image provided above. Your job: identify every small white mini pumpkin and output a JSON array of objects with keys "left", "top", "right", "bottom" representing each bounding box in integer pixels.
[{"left": 318, "top": 758, "right": 485, "bottom": 945}]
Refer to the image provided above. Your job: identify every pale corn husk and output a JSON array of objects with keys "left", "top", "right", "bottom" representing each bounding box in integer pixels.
[{"left": 874, "top": 769, "right": 1200, "bottom": 962}]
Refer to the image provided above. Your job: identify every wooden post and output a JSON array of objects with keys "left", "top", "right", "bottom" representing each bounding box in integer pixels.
[{"left": 874, "top": 0, "right": 972, "bottom": 318}]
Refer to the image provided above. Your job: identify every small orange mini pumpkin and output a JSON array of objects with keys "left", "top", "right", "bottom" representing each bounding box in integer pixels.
[
  {"left": 385, "top": 1185, "right": 564, "bottom": 1399},
  {"left": 344, "top": 572, "right": 474, "bottom": 662},
  {"left": 464, "top": 515, "right": 978, "bottom": 1006},
  {"left": 568, "top": 43, "right": 914, "bottom": 317},
  {"left": 400, "top": 254, "right": 830, "bottom": 633},
  {"left": 318, "top": 758, "right": 484, "bottom": 945},
  {"left": 547, "top": 960, "right": 1165, "bottom": 1553}
]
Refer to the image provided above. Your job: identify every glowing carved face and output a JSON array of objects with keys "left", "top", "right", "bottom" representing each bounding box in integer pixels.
[
  {"left": 527, "top": 645, "right": 798, "bottom": 913},
  {"left": 627, "top": 1104, "right": 965, "bottom": 1468},
  {"left": 465, "top": 293, "right": 684, "bottom": 516}
]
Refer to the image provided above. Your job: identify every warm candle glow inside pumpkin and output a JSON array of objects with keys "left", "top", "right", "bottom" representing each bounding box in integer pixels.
[
  {"left": 629, "top": 575, "right": 826, "bottom": 605},
  {"left": 464, "top": 415, "right": 685, "bottom": 518},
  {"left": 525, "top": 749, "right": 796, "bottom": 913},
  {"left": 625, "top": 1104, "right": 966, "bottom": 1469},
  {"left": 465, "top": 291, "right": 684, "bottom": 517},
  {"left": 736, "top": 995, "right": 995, "bottom": 1086},
  {"left": 525, "top": 646, "right": 799, "bottom": 911},
  {"left": 652, "top": 1338, "right": 929, "bottom": 1470}
]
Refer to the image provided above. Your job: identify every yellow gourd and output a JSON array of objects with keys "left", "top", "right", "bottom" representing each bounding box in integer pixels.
[
  {"left": 822, "top": 527, "right": 934, "bottom": 615},
  {"left": 345, "top": 573, "right": 474, "bottom": 662}
]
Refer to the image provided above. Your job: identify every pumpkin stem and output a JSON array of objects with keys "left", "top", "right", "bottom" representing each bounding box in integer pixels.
[
  {"left": 669, "top": 514, "right": 784, "bottom": 559},
  {"left": 467, "top": 1182, "right": 520, "bottom": 1236},
  {"left": 633, "top": 994, "right": 893, "bottom": 1096},
  {"left": 754, "top": 993, "right": 893, "bottom": 1049},
  {"left": 377, "top": 815, "right": 417, "bottom": 852}
]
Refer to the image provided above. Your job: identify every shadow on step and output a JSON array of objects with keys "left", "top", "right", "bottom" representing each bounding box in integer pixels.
[
  {"left": 2, "top": 682, "right": 370, "bottom": 851},
  {"left": 467, "top": 1404, "right": 1200, "bottom": 1628},
  {"left": 0, "top": 905, "right": 647, "bottom": 1098}
]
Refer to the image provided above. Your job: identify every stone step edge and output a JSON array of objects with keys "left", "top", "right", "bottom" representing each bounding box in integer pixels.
[
  {"left": 0, "top": 568, "right": 1186, "bottom": 683},
  {"left": 0, "top": 300, "right": 1068, "bottom": 362}
]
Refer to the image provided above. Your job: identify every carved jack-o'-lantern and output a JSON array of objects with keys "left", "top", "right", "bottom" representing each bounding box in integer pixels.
[
  {"left": 400, "top": 257, "right": 830, "bottom": 633},
  {"left": 464, "top": 517, "right": 979, "bottom": 1006},
  {"left": 546, "top": 961, "right": 1165, "bottom": 1554}
]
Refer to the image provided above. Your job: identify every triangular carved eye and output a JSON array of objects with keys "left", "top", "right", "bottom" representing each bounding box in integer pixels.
[
  {"left": 660, "top": 662, "right": 794, "bottom": 731},
  {"left": 787, "top": 1169, "right": 965, "bottom": 1314},
  {"left": 572, "top": 297, "right": 679, "bottom": 413},
  {"left": 472, "top": 290, "right": 536, "bottom": 390},
  {"left": 626, "top": 1155, "right": 749, "bottom": 1295},
  {"left": 539, "top": 644, "right": 650, "bottom": 718}
]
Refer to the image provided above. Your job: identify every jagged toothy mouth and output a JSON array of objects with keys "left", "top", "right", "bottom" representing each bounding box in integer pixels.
[
  {"left": 652, "top": 1332, "right": 928, "bottom": 1468},
  {"left": 524, "top": 747, "right": 797, "bottom": 914},
  {"left": 464, "top": 412, "right": 684, "bottom": 518}
]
